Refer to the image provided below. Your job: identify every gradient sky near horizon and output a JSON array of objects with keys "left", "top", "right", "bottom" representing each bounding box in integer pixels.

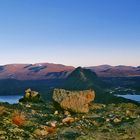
[{"left": 0, "top": 0, "right": 140, "bottom": 67}]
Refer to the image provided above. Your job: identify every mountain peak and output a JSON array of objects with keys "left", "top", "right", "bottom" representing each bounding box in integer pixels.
[{"left": 63, "top": 67, "right": 101, "bottom": 90}]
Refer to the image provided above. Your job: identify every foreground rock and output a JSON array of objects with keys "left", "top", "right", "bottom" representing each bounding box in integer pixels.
[
  {"left": 53, "top": 89, "right": 95, "bottom": 113},
  {"left": 19, "top": 89, "right": 42, "bottom": 103}
]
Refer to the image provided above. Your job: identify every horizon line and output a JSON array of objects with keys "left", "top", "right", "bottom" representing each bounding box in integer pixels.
[{"left": 0, "top": 62, "right": 139, "bottom": 68}]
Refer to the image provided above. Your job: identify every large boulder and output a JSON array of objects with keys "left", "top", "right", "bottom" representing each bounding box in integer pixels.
[
  {"left": 53, "top": 89, "right": 95, "bottom": 113},
  {"left": 19, "top": 89, "right": 42, "bottom": 103}
]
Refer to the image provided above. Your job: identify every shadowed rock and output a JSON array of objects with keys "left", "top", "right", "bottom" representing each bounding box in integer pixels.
[{"left": 19, "top": 88, "right": 42, "bottom": 103}]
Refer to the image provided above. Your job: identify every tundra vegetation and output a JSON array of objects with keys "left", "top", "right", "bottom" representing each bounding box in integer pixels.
[{"left": 0, "top": 89, "right": 140, "bottom": 140}]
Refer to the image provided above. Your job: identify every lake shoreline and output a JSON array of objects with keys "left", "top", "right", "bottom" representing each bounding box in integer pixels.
[{"left": 1, "top": 94, "right": 140, "bottom": 104}]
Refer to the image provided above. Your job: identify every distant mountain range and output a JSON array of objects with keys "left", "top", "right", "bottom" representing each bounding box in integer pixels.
[
  {"left": 87, "top": 65, "right": 140, "bottom": 77},
  {"left": 0, "top": 63, "right": 140, "bottom": 80},
  {"left": 0, "top": 63, "right": 74, "bottom": 80}
]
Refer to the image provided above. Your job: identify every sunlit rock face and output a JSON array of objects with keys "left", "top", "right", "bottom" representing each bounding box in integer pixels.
[{"left": 53, "top": 89, "right": 95, "bottom": 113}]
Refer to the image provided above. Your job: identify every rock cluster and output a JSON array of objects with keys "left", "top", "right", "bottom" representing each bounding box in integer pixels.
[
  {"left": 53, "top": 89, "right": 95, "bottom": 113},
  {"left": 0, "top": 101, "right": 140, "bottom": 140},
  {"left": 19, "top": 89, "right": 42, "bottom": 103}
]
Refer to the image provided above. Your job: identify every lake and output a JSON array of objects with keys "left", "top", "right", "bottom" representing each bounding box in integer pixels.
[
  {"left": 117, "top": 95, "right": 140, "bottom": 103},
  {"left": 0, "top": 95, "right": 140, "bottom": 104},
  {"left": 0, "top": 95, "right": 23, "bottom": 104}
]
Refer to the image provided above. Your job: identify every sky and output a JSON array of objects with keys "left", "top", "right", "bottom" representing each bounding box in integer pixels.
[{"left": 0, "top": 0, "right": 140, "bottom": 67}]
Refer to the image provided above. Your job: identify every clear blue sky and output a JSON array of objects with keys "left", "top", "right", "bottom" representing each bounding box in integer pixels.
[{"left": 0, "top": 0, "right": 139, "bottom": 67}]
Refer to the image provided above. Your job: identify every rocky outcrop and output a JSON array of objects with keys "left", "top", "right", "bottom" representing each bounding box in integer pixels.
[
  {"left": 19, "top": 89, "right": 42, "bottom": 103},
  {"left": 53, "top": 89, "right": 95, "bottom": 113}
]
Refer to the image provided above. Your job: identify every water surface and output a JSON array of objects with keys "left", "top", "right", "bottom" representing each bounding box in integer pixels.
[
  {"left": 0, "top": 95, "right": 23, "bottom": 104},
  {"left": 1, "top": 95, "right": 140, "bottom": 104},
  {"left": 117, "top": 95, "right": 140, "bottom": 103}
]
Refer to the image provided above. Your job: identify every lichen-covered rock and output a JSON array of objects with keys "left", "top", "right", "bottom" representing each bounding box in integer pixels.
[
  {"left": 53, "top": 89, "right": 95, "bottom": 113},
  {"left": 19, "top": 89, "right": 42, "bottom": 103},
  {"left": 62, "top": 117, "right": 75, "bottom": 124}
]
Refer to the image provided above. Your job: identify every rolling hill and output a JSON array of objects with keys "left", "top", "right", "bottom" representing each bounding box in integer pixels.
[
  {"left": 0, "top": 63, "right": 140, "bottom": 81},
  {"left": 87, "top": 65, "right": 140, "bottom": 77},
  {"left": 0, "top": 63, "right": 74, "bottom": 80}
]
